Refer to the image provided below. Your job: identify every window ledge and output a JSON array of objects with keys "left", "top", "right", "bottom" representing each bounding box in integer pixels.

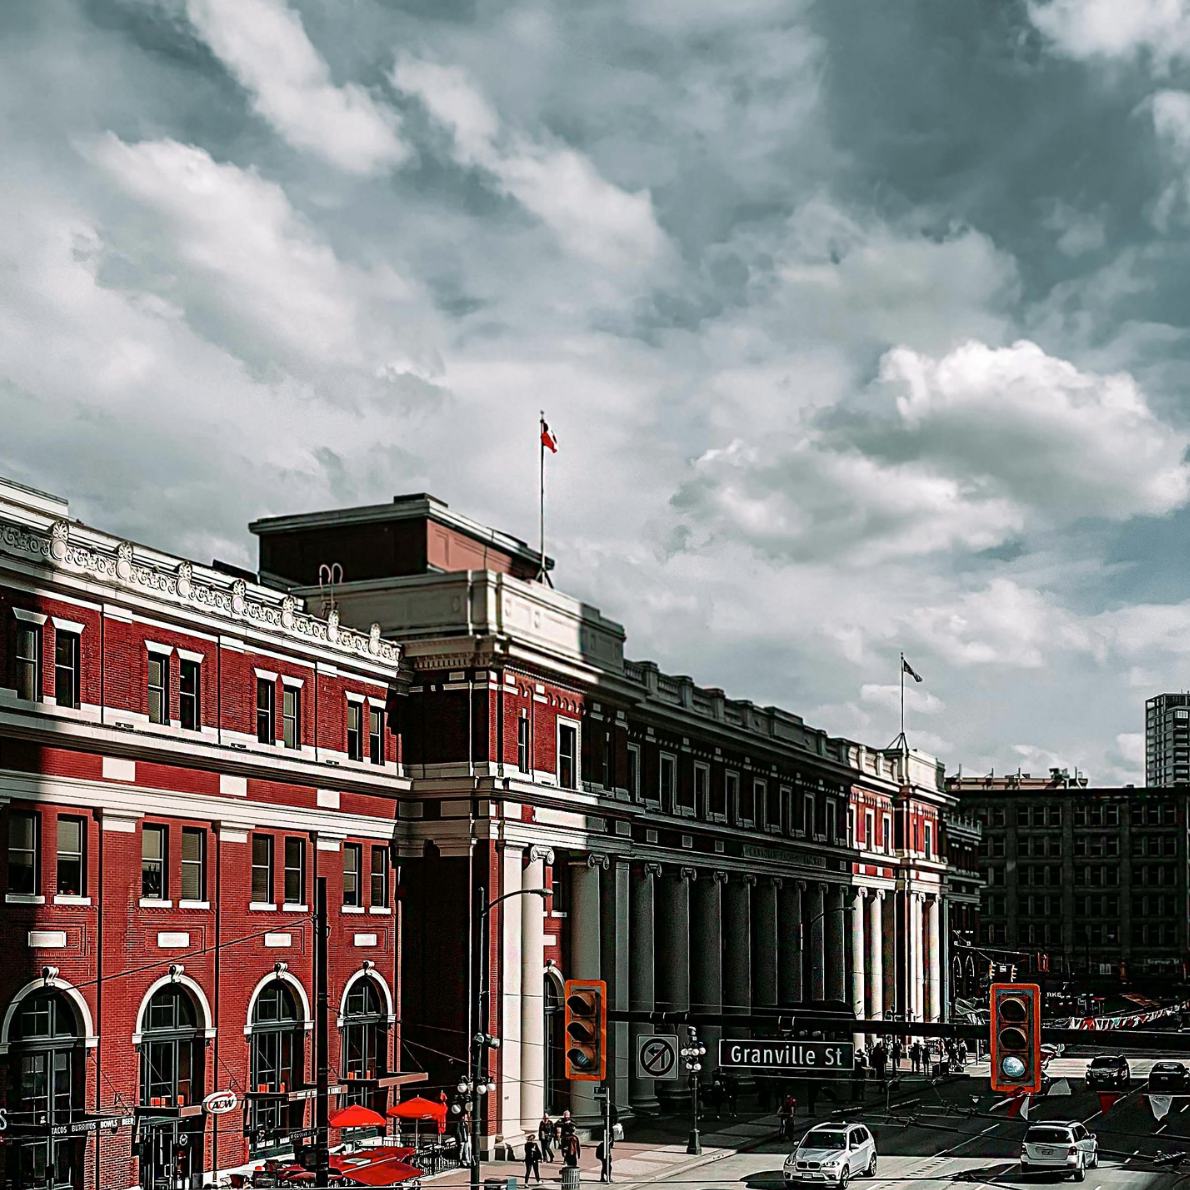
[
  {"left": 283, "top": 903, "right": 309, "bottom": 913},
  {"left": 6, "top": 893, "right": 45, "bottom": 905},
  {"left": 368, "top": 906, "right": 392, "bottom": 916},
  {"left": 249, "top": 902, "right": 278, "bottom": 912},
  {"left": 139, "top": 898, "right": 173, "bottom": 909},
  {"left": 179, "top": 900, "right": 211, "bottom": 910},
  {"left": 342, "top": 905, "right": 365, "bottom": 914},
  {"left": 53, "top": 895, "right": 91, "bottom": 906}
]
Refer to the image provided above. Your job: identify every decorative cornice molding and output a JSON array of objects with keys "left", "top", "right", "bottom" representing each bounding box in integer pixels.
[{"left": 1, "top": 517, "right": 400, "bottom": 669}]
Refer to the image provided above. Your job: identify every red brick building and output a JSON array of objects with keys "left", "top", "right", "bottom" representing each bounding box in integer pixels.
[{"left": 0, "top": 478, "right": 413, "bottom": 1190}]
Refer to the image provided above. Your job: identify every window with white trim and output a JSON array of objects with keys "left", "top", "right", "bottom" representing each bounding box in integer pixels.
[
  {"left": 179, "top": 659, "right": 201, "bottom": 731},
  {"left": 54, "top": 630, "right": 80, "bottom": 709},
  {"left": 252, "top": 834, "right": 274, "bottom": 904},
  {"left": 626, "top": 743, "right": 641, "bottom": 801},
  {"left": 368, "top": 705, "right": 383, "bottom": 765},
  {"left": 181, "top": 828, "right": 205, "bottom": 902},
  {"left": 738, "top": 777, "right": 755, "bottom": 825},
  {"left": 694, "top": 763, "right": 710, "bottom": 817},
  {"left": 865, "top": 810, "right": 874, "bottom": 849},
  {"left": 659, "top": 753, "right": 677, "bottom": 810},
  {"left": 147, "top": 653, "right": 169, "bottom": 725},
  {"left": 720, "top": 772, "right": 736, "bottom": 822},
  {"left": 518, "top": 715, "right": 531, "bottom": 773},
  {"left": 557, "top": 721, "right": 578, "bottom": 790},
  {"left": 346, "top": 699, "right": 363, "bottom": 761},
  {"left": 344, "top": 843, "right": 362, "bottom": 907},
  {"left": 826, "top": 800, "right": 837, "bottom": 843},
  {"left": 767, "top": 782, "right": 783, "bottom": 832},
  {"left": 675, "top": 758, "right": 695, "bottom": 815},
  {"left": 13, "top": 615, "right": 41, "bottom": 701},
  {"left": 8, "top": 809, "right": 39, "bottom": 895},
  {"left": 256, "top": 678, "right": 275, "bottom": 744},
  {"left": 282, "top": 686, "right": 301, "bottom": 750},
  {"left": 803, "top": 794, "right": 816, "bottom": 837},
  {"left": 284, "top": 838, "right": 305, "bottom": 906},
  {"left": 56, "top": 816, "right": 85, "bottom": 897}
]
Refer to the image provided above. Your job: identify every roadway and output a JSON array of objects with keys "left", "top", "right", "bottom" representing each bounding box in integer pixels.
[{"left": 637, "top": 1066, "right": 1190, "bottom": 1190}]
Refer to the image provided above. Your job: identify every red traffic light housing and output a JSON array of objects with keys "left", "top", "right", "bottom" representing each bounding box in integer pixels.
[
  {"left": 990, "top": 982, "right": 1041, "bottom": 1094},
  {"left": 564, "top": 979, "right": 606, "bottom": 1082}
]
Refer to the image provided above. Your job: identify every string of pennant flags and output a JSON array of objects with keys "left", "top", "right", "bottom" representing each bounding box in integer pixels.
[{"left": 1050, "top": 999, "right": 1190, "bottom": 1030}]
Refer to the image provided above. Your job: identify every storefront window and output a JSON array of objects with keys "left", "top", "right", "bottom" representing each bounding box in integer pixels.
[{"left": 249, "top": 982, "right": 306, "bottom": 1154}]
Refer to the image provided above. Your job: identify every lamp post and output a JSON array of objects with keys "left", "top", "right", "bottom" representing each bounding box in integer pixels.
[
  {"left": 470, "top": 884, "right": 553, "bottom": 1190},
  {"left": 681, "top": 1027, "right": 705, "bottom": 1156}
]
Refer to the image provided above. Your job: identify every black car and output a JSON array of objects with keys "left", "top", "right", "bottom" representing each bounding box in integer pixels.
[
  {"left": 1085, "top": 1055, "right": 1130, "bottom": 1089},
  {"left": 1148, "top": 1061, "right": 1188, "bottom": 1093}
]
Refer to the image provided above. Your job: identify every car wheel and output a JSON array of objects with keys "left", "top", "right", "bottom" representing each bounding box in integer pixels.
[
  {"left": 838, "top": 1166, "right": 849, "bottom": 1189},
  {"left": 867, "top": 1155, "right": 877, "bottom": 1178},
  {"left": 1072, "top": 1159, "right": 1085, "bottom": 1182},
  {"left": 1090, "top": 1151, "right": 1099, "bottom": 1170}
]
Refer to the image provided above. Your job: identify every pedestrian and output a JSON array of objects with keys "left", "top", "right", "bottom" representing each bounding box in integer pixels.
[
  {"left": 957, "top": 1040, "right": 967, "bottom": 1069},
  {"left": 707, "top": 1078, "right": 724, "bottom": 1121},
  {"left": 458, "top": 1111, "right": 472, "bottom": 1166},
  {"left": 892, "top": 1039, "right": 902, "bottom": 1071},
  {"left": 725, "top": 1073, "right": 739, "bottom": 1117},
  {"left": 560, "top": 1111, "right": 576, "bottom": 1140},
  {"left": 910, "top": 1041, "right": 922, "bottom": 1073},
  {"left": 596, "top": 1137, "right": 612, "bottom": 1183},
  {"left": 872, "top": 1042, "right": 887, "bottom": 1084},
  {"left": 563, "top": 1132, "right": 582, "bottom": 1168},
  {"left": 539, "top": 1115, "right": 555, "bottom": 1162},
  {"left": 524, "top": 1136, "right": 543, "bottom": 1184}
]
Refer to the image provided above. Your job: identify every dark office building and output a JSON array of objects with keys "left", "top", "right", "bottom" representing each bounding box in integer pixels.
[
  {"left": 949, "top": 778, "right": 1186, "bottom": 981},
  {"left": 1146, "top": 693, "right": 1190, "bottom": 786}
]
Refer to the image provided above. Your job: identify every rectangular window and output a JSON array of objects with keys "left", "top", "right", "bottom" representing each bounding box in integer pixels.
[
  {"left": 804, "top": 795, "right": 816, "bottom": 837},
  {"left": 924, "top": 823, "right": 933, "bottom": 859},
  {"left": 659, "top": 753, "right": 676, "bottom": 809},
  {"left": 738, "top": 777, "right": 755, "bottom": 824},
  {"left": 627, "top": 743, "right": 641, "bottom": 800},
  {"left": 181, "top": 828, "right": 205, "bottom": 902},
  {"left": 56, "top": 816, "right": 85, "bottom": 897},
  {"left": 602, "top": 733, "right": 613, "bottom": 788},
  {"left": 369, "top": 706, "right": 383, "bottom": 765},
  {"left": 142, "top": 825, "right": 166, "bottom": 899},
  {"left": 179, "top": 659, "right": 201, "bottom": 731},
  {"left": 675, "top": 760, "right": 695, "bottom": 814},
  {"left": 882, "top": 813, "right": 892, "bottom": 852},
  {"left": 54, "top": 631, "right": 80, "bottom": 709},
  {"left": 768, "top": 783, "right": 783, "bottom": 831},
  {"left": 8, "top": 809, "right": 39, "bottom": 895},
  {"left": 284, "top": 838, "right": 305, "bottom": 905},
  {"left": 343, "top": 843, "right": 362, "bottom": 906},
  {"left": 712, "top": 771, "right": 730, "bottom": 820},
  {"left": 864, "top": 810, "right": 874, "bottom": 848},
  {"left": 256, "top": 678, "right": 274, "bottom": 744},
  {"left": 826, "top": 800, "right": 837, "bottom": 842},
  {"left": 281, "top": 685, "right": 300, "bottom": 750},
  {"left": 347, "top": 701, "right": 363, "bottom": 761},
  {"left": 15, "top": 622, "right": 40, "bottom": 701},
  {"left": 558, "top": 722, "right": 578, "bottom": 790},
  {"left": 251, "top": 835, "right": 274, "bottom": 904},
  {"left": 371, "top": 846, "right": 389, "bottom": 906},
  {"left": 694, "top": 764, "right": 709, "bottom": 816},
  {"left": 517, "top": 717, "right": 530, "bottom": 773},
  {"left": 147, "top": 652, "right": 169, "bottom": 725}
]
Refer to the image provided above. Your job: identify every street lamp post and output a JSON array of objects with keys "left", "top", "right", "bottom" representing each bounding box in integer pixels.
[
  {"left": 681, "top": 1027, "right": 705, "bottom": 1156},
  {"left": 470, "top": 884, "right": 553, "bottom": 1190}
]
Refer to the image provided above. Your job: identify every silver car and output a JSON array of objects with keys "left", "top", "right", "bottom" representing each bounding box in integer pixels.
[
  {"left": 785, "top": 1123, "right": 877, "bottom": 1188},
  {"left": 1019, "top": 1122, "right": 1099, "bottom": 1181}
]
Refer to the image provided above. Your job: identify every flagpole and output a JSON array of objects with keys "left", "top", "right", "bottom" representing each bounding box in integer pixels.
[
  {"left": 900, "top": 650, "right": 905, "bottom": 745},
  {"left": 539, "top": 410, "right": 546, "bottom": 581}
]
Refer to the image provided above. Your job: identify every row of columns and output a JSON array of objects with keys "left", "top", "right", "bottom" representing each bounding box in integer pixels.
[{"left": 497, "top": 846, "right": 944, "bottom": 1144}]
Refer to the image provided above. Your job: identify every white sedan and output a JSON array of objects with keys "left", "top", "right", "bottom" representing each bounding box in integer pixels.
[
  {"left": 1019, "top": 1122, "right": 1099, "bottom": 1181},
  {"left": 785, "top": 1123, "right": 877, "bottom": 1188}
]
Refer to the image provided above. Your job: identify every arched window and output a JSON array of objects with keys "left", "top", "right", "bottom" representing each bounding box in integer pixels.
[
  {"left": 249, "top": 982, "right": 306, "bottom": 1153},
  {"left": 342, "top": 979, "right": 387, "bottom": 1111},
  {"left": 138, "top": 986, "right": 205, "bottom": 1190},
  {"left": 6, "top": 991, "right": 85, "bottom": 1190}
]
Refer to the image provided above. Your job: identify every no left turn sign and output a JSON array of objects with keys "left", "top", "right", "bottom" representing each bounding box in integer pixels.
[{"left": 636, "top": 1034, "right": 679, "bottom": 1081}]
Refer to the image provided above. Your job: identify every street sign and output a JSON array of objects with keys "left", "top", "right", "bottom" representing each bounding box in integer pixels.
[
  {"left": 719, "top": 1039, "right": 854, "bottom": 1072},
  {"left": 636, "top": 1033, "right": 679, "bottom": 1081}
]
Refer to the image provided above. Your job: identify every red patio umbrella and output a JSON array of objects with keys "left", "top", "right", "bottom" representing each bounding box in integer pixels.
[
  {"left": 329, "top": 1104, "right": 388, "bottom": 1129},
  {"left": 387, "top": 1095, "right": 447, "bottom": 1148}
]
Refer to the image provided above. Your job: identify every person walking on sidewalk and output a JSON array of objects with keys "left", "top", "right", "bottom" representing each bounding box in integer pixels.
[
  {"left": 539, "top": 1115, "right": 556, "bottom": 1162},
  {"left": 872, "top": 1041, "right": 887, "bottom": 1084},
  {"left": 596, "top": 1136, "right": 613, "bottom": 1183},
  {"left": 892, "top": 1039, "right": 902, "bottom": 1071},
  {"left": 524, "top": 1135, "right": 543, "bottom": 1184},
  {"left": 562, "top": 1132, "right": 582, "bottom": 1168}
]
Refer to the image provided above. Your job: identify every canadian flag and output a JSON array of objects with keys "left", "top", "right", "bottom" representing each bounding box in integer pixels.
[{"left": 541, "top": 420, "right": 558, "bottom": 453}]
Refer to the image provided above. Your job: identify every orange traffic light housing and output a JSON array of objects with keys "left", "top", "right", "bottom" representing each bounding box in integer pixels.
[
  {"left": 564, "top": 979, "right": 606, "bottom": 1081},
  {"left": 990, "top": 982, "right": 1042, "bottom": 1093}
]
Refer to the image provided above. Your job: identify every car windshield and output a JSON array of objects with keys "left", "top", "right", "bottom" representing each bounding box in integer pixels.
[
  {"left": 803, "top": 1131, "right": 847, "bottom": 1149},
  {"left": 1089, "top": 1057, "right": 1120, "bottom": 1067},
  {"left": 1025, "top": 1128, "right": 1072, "bottom": 1144},
  {"left": 1155, "top": 1064, "right": 1182, "bottom": 1072}
]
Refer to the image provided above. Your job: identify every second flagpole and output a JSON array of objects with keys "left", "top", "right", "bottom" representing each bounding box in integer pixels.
[{"left": 539, "top": 411, "right": 545, "bottom": 580}]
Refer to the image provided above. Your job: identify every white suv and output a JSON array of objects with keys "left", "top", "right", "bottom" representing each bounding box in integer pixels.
[
  {"left": 785, "top": 1123, "right": 877, "bottom": 1187},
  {"left": 1020, "top": 1122, "right": 1099, "bottom": 1181}
]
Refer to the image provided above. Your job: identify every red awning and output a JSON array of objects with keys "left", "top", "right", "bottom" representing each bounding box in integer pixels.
[{"left": 329, "top": 1104, "right": 388, "bottom": 1129}]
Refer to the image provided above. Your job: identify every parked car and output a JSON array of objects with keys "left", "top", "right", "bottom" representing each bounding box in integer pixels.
[
  {"left": 1148, "top": 1061, "right": 1189, "bottom": 1093},
  {"left": 1020, "top": 1122, "right": 1098, "bottom": 1181},
  {"left": 785, "top": 1123, "right": 877, "bottom": 1187},
  {"left": 1085, "top": 1054, "right": 1130, "bottom": 1089}
]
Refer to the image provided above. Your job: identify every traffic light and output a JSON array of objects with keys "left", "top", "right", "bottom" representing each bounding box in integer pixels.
[
  {"left": 564, "top": 978, "right": 606, "bottom": 1081},
  {"left": 990, "top": 982, "right": 1041, "bottom": 1093}
]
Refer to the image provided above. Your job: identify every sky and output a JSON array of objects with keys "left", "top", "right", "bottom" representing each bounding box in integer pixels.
[{"left": 6, "top": 0, "right": 1190, "bottom": 783}]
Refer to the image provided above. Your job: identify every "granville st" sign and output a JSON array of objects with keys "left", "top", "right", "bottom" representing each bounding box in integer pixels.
[{"left": 719, "top": 1039, "right": 855, "bottom": 1071}]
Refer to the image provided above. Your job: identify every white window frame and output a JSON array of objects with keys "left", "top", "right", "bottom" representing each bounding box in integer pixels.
[
  {"left": 882, "top": 813, "right": 892, "bottom": 854},
  {"left": 720, "top": 771, "right": 737, "bottom": 824},
  {"left": 825, "top": 800, "right": 837, "bottom": 843},
  {"left": 803, "top": 794, "right": 816, "bottom": 839},
  {"left": 693, "top": 762, "right": 710, "bottom": 819},
  {"left": 626, "top": 743, "right": 642, "bottom": 802},
  {"left": 556, "top": 716, "right": 580, "bottom": 790},
  {"left": 778, "top": 786, "right": 792, "bottom": 836},
  {"left": 924, "top": 822, "right": 933, "bottom": 860},
  {"left": 737, "top": 776, "right": 756, "bottom": 828},
  {"left": 864, "top": 810, "right": 874, "bottom": 850},
  {"left": 659, "top": 751, "right": 677, "bottom": 811}
]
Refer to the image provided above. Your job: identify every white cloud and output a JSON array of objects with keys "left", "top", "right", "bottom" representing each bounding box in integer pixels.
[
  {"left": 1116, "top": 732, "right": 1146, "bottom": 766},
  {"left": 1029, "top": 0, "right": 1190, "bottom": 70},
  {"left": 391, "top": 55, "right": 670, "bottom": 275},
  {"left": 185, "top": 0, "right": 407, "bottom": 174}
]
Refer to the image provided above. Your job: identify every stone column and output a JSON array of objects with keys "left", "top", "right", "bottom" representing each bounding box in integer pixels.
[
  {"left": 882, "top": 891, "right": 897, "bottom": 1025},
  {"left": 825, "top": 884, "right": 847, "bottom": 1003},
  {"left": 752, "top": 877, "right": 779, "bottom": 1008},
  {"left": 520, "top": 846, "right": 552, "bottom": 1133},
  {"left": 927, "top": 895, "right": 942, "bottom": 1023},
  {"left": 691, "top": 871, "right": 726, "bottom": 1077},
  {"left": 809, "top": 883, "right": 826, "bottom": 1001},
  {"left": 655, "top": 867, "right": 694, "bottom": 1108},
  {"left": 570, "top": 855, "right": 606, "bottom": 1123},
  {"left": 909, "top": 894, "right": 922, "bottom": 1024},
  {"left": 778, "top": 881, "right": 804, "bottom": 1005},
  {"left": 500, "top": 843, "right": 524, "bottom": 1145},
  {"left": 847, "top": 888, "right": 866, "bottom": 1041},
  {"left": 722, "top": 875, "right": 752, "bottom": 1023},
  {"left": 602, "top": 858, "right": 632, "bottom": 1115},
  {"left": 629, "top": 862, "right": 661, "bottom": 1114},
  {"left": 866, "top": 891, "right": 884, "bottom": 1032}
]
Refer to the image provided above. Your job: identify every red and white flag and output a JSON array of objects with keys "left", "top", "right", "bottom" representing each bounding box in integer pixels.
[{"left": 541, "top": 419, "right": 558, "bottom": 453}]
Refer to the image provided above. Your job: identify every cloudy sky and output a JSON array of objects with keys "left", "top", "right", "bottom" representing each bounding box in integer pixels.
[{"left": 7, "top": 0, "right": 1190, "bottom": 782}]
